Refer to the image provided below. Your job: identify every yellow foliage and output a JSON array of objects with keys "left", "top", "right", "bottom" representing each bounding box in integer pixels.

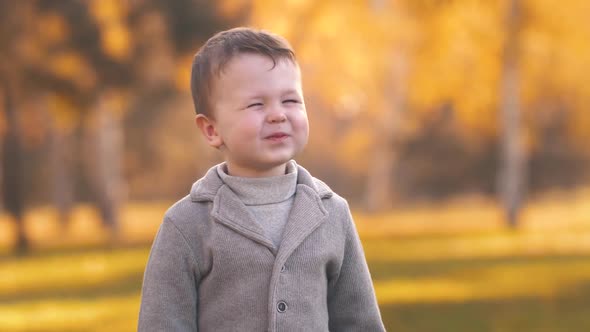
[
  {"left": 89, "top": 0, "right": 126, "bottom": 24},
  {"left": 97, "top": 89, "right": 131, "bottom": 119},
  {"left": 249, "top": 0, "right": 400, "bottom": 119},
  {"left": 37, "top": 13, "right": 69, "bottom": 45},
  {"left": 101, "top": 23, "right": 132, "bottom": 61},
  {"left": 336, "top": 125, "right": 373, "bottom": 173},
  {"left": 244, "top": 0, "right": 590, "bottom": 145},
  {"left": 90, "top": 0, "right": 131, "bottom": 61},
  {"left": 48, "top": 93, "right": 78, "bottom": 132},
  {"left": 570, "top": 97, "right": 590, "bottom": 144},
  {"left": 175, "top": 54, "right": 194, "bottom": 92},
  {"left": 48, "top": 52, "right": 96, "bottom": 90},
  {"left": 13, "top": 33, "right": 44, "bottom": 65},
  {"left": 216, "top": 0, "right": 249, "bottom": 18},
  {"left": 409, "top": 0, "right": 503, "bottom": 136}
]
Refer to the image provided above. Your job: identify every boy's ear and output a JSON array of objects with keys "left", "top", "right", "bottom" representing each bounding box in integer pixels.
[{"left": 195, "top": 114, "right": 223, "bottom": 148}]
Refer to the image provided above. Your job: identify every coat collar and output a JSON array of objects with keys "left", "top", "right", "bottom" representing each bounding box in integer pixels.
[
  {"left": 190, "top": 161, "right": 333, "bottom": 203},
  {"left": 189, "top": 161, "right": 333, "bottom": 254}
]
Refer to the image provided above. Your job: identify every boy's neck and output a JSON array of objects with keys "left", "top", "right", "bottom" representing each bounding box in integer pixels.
[{"left": 225, "top": 162, "right": 288, "bottom": 178}]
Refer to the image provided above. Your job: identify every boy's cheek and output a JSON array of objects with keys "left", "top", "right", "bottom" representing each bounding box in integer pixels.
[{"left": 300, "top": 117, "right": 310, "bottom": 136}]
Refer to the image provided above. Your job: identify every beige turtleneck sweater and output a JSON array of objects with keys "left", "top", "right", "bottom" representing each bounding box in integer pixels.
[{"left": 216, "top": 160, "right": 297, "bottom": 249}]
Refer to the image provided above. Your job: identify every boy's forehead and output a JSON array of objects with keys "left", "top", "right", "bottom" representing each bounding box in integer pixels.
[
  {"left": 217, "top": 52, "right": 299, "bottom": 75},
  {"left": 212, "top": 54, "right": 301, "bottom": 90}
]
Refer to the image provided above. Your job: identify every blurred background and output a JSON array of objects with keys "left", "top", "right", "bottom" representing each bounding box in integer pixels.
[{"left": 1, "top": 0, "right": 590, "bottom": 331}]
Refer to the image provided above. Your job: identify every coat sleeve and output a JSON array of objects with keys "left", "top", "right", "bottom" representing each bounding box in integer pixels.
[
  {"left": 327, "top": 204, "right": 386, "bottom": 331},
  {"left": 138, "top": 216, "right": 200, "bottom": 331}
]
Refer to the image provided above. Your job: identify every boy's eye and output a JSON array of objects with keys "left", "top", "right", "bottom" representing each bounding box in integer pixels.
[
  {"left": 247, "top": 102, "right": 263, "bottom": 108},
  {"left": 283, "top": 99, "right": 300, "bottom": 104}
]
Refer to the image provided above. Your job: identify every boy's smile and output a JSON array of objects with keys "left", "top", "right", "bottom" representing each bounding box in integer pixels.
[{"left": 196, "top": 53, "right": 309, "bottom": 177}]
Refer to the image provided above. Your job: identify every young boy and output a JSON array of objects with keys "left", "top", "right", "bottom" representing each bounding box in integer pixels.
[{"left": 138, "top": 27, "right": 385, "bottom": 331}]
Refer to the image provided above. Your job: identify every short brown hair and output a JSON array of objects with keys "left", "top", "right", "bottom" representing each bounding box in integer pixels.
[{"left": 190, "top": 27, "right": 296, "bottom": 117}]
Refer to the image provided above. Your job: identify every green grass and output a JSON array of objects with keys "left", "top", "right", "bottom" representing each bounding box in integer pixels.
[
  {"left": 364, "top": 229, "right": 590, "bottom": 331},
  {"left": 374, "top": 253, "right": 590, "bottom": 331},
  {"left": 1, "top": 235, "right": 590, "bottom": 331},
  {"left": 0, "top": 247, "right": 148, "bottom": 332},
  {"left": 1, "top": 194, "right": 590, "bottom": 331}
]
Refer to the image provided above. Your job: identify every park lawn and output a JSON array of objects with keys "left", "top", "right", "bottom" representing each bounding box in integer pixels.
[{"left": 1, "top": 190, "right": 590, "bottom": 331}]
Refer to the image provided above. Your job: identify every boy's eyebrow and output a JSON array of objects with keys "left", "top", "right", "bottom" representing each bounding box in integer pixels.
[
  {"left": 241, "top": 89, "right": 302, "bottom": 99},
  {"left": 281, "top": 89, "right": 301, "bottom": 95}
]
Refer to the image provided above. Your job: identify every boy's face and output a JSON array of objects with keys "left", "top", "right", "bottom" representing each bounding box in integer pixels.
[{"left": 197, "top": 53, "right": 309, "bottom": 177}]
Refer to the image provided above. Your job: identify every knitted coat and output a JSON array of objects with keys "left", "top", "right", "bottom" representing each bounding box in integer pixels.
[{"left": 138, "top": 163, "right": 385, "bottom": 331}]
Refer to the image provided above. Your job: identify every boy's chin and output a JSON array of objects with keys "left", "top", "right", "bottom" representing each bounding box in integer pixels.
[
  {"left": 266, "top": 152, "right": 301, "bottom": 166},
  {"left": 255, "top": 157, "right": 297, "bottom": 172},
  {"left": 259, "top": 150, "right": 301, "bottom": 165},
  {"left": 259, "top": 159, "right": 292, "bottom": 170}
]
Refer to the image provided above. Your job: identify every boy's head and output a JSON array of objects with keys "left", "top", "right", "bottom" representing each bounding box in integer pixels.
[
  {"left": 191, "top": 27, "right": 309, "bottom": 178},
  {"left": 191, "top": 27, "right": 296, "bottom": 118}
]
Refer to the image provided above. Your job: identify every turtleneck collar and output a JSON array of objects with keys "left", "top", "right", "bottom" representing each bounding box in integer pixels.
[{"left": 216, "top": 161, "right": 298, "bottom": 205}]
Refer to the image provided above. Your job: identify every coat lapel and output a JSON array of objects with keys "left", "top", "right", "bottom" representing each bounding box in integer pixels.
[
  {"left": 211, "top": 185, "right": 276, "bottom": 252},
  {"left": 274, "top": 165, "right": 332, "bottom": 264},
  {"left": 275, "top": 184, "right": 328, "bottom": 264},
  {"left": 190, "top": 164, "right": 276, "bottom": 252}
]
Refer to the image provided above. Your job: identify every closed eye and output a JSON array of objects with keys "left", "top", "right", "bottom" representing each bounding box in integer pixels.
[
  {"left": 283, "top": 99, "right": 300, "bottom": 104},
  {"left": 247, "top": 102, "right": 263, "bottom": 108}
]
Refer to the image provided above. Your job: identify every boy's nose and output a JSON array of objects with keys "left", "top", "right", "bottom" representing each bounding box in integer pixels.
[{"left": 266, "top": 107, "right": 287, "bottom": 123}]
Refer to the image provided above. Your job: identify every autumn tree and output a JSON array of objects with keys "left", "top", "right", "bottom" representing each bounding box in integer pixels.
[
  {"left": 246, "top": 0, "right": 418, "bottom": 210},
  {"left": 0, "top": 0, "right": 234, "bottom": 246},
  {"left": 1, "top": 82, "right": 28, "bottom": 253},
  {"left": 245, "top": 0, "right": 590, "bottom": 219},
  {"left": 498, "top": 0, "right": 526, "bottom": 227},
  {"left": 0, "top": 1, "right": 33, "bottom": 253}
]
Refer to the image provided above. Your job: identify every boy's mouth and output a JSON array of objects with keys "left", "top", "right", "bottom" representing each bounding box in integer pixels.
[{"left": 265, "top": 132, "right": 289, "bottom": 140}]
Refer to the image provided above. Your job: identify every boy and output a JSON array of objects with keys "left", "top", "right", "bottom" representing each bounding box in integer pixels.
[{"left": 138, "top": 27, "right": 385, "bottom": 331}]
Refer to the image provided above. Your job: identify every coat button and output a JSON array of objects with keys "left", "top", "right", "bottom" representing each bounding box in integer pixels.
[
  {"left": 280, "top": 265, "right": 286, "bottom": 273},
  {"left": 277, "top": 301, "right": 287, "bottom": 313}
]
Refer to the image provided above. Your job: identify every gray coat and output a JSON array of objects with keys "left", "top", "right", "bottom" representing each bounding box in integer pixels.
[{"left": 138, "top": 163, "right": 385, "bottom": 331}]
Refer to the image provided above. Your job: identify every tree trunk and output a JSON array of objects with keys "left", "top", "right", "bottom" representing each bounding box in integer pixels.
[
  {"left": 498, "top": 0, "right": 527, "bottom": 228},
  {"left": 48, "top": 112, "right": 74, "bottom": 227},
  {"left": 364, "top": 0, "right": 412, "bottom": 212},
  {"left": 1, "top": 82, "right": 28, "bottom": 253},
  {"left": 365, "top": 50, "right": 408, "bottom": 212},
  {"left": 85, "top": 92, "right": 125, "bottom": 235},
  {"left": 0, "top": 93, "right": 3, "bottom": 213}
]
